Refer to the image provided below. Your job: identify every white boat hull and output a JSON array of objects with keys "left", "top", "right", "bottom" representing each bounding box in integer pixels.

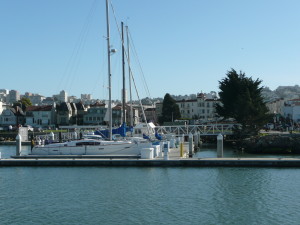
[{"left": 31, "top": 139, "right": 152, "bottom": 156}]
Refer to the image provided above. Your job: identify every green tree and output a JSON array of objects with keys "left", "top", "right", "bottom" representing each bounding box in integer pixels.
[
  {"left": 159, "top": 93, "right": 181, "bottom": 124},
  {"left": 216, "top": 69, "right": 270, "bottom": 137},
  {"left": 13, "top": 97, "right": 32, "bottom": 111}
]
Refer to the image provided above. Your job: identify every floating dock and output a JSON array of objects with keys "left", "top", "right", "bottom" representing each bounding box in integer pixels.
[
  {"left": 1, "top": 143, "right": 300, "bottom": 167},
  {"left": 1, "top": 141, "right": 300, "bottom": 167}
]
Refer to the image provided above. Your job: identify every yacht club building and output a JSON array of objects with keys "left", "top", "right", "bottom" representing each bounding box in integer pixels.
[{"left": 156, "top": 93, "right": 220, "bottom": 123}]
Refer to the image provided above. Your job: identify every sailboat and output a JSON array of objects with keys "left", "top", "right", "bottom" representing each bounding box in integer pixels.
[
  {"left": 30, "top": 0, "right": 153, "bottom": 156},
  {"left": 95, "top": 21, "right": 156, "bottom": 141}
]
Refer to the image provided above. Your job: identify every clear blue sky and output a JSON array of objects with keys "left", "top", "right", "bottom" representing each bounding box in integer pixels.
[{"left": 1, "top": 0, "right": 300, "bottom": 100}]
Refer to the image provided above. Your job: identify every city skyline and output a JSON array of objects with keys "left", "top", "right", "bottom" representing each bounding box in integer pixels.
[
  {"left": 1, "top": 0, "right": 300, "bottom": 100},
  {"left": 1, "top": 83, "right": 300, "bottom": 104}
]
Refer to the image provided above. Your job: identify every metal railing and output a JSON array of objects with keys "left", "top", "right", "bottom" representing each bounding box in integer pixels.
[
  {"left": 34, "top": 132, "right": 78, "bottom": 142},
  {"left": 155, "top": 124, "right": 237, "bottom": 135}
]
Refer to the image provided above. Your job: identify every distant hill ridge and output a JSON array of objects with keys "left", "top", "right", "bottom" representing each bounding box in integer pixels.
[{"left": 262, "top": 85, "right": 300, "bottom": 102}]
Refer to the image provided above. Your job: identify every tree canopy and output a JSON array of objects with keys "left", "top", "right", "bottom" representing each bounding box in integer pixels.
[
  {"left": 13, "top": 97, "right": 32, "bottom": 111},
  {"left": 216, "top": 69, "right": 270, "bottom": 136},
  {"left": 159, "top": 93, "right": 181, "bottom": 124}
]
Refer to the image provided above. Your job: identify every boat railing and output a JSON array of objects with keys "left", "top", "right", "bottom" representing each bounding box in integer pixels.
[{"left": 34, "top": 132, "right": 79, "bottom": 143}]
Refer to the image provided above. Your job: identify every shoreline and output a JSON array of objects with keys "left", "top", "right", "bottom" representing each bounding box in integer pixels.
[{"left": 240, "top": 133, "right": 300, "bottom": 154}]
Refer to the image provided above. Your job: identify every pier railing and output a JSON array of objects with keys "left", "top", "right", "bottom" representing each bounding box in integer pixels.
[
  {"left": 155, "top": 124, "right": 237, "bottom": 136},
  {"left": 33, "top": 124, "right": 237, "bottom": 142}
]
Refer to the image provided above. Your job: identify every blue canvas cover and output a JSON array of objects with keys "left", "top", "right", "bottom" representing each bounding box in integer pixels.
[{"left": 95, "top": 123, "right": 129, "bottom": 139}]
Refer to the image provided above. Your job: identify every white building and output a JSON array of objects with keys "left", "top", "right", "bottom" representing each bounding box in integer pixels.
[
  {"left": 68, "top": 96, "right": 79, "bottom": 103},
  {"left": 0, "top": 107, "right": 25, "bottom": 127},
  {"left": 24, "top": 92, "right": 45, "bottom": 105},
  {"left": 0, "top": 108, "right": 17, "bottom": 126},
  {"left": 81, "top": 94, "right": 92, "bottom": 100},
  {"left": 156, "top": 92, "right": 220, "bottom": 123},
  {"left": 0, "top": 93, "right": 6, "bottom": 103},
  {"left": 53, "top": 90, "right": 68, "bottom": 103},
  {"left": 0, "top": 89, "right": 8, "bottom": 103},
  {"left": 265, "top": 98, "right": 285, "bottom": 115},
  {"left": 7, "top": 90, "right": 20, "bottom": 105},
  {"left": 177, "top": 99, "right": 198, "bottom": 119},
  {"left": 0, "top": 89, "right": 9, "bottom": 95},
  {"left": 25, "top": 105, "right": 56, "bottom": 128},
  {"left": 283, "top": 99, "right": 300, "bottom": 122}
]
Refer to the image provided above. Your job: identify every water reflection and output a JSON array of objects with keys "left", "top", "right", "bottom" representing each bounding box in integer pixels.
[{"left": 0, "top": 145, "right": 31, "bottom": 158}]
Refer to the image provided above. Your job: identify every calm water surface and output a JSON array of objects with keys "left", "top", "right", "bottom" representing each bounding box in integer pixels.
[{"left": 0, "top": 145, "right": 300, "bottom": 224}]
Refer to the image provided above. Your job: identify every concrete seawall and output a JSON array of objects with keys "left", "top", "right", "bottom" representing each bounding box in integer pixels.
[{"left": 1, "top": 158, "right": 300, "bottom": 167}]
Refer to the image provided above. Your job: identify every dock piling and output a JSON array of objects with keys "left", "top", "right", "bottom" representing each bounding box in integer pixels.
[
  {"left": 217, "top": 134, "right": 223, "bottom": 158},
  {"left": 194, "top": 132, "right": 199, "bottom": 151},
  {"left": 180, "top": 142, "right": 184, "bottom": 157},
  {"left": 163, "top": 142, "right": 169, "bottom": 160},
  {"left": 16, "top": 134, "right": 22, "bottom": 156},
  {"left": 188, "top": 133, "right": 193, "bottom": 158},
  {"left": 49, "top": 132, "right": 54, "bottom": 142}
]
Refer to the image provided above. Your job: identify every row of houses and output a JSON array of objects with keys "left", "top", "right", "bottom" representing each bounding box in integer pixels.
[
  {"left": 155, "top": 94, "right": 300, "bottom": 124},
  {"left": 0, "top": 93, "right": 219, "bottom": 129},
  {"left": 164, "top": 93, "right": 300, "bottom": 123},
  {"left": 266, "top": 98, "right": 300, "bottom": 122},
  {"left": 1, "top": 92, "right": 299, "bottom": 129},
  {"left": 0, "top": 102, "right": 153, "bottom": 129},
  {"left": 0, "top": 90, "right": 222, "bottom": 129}
]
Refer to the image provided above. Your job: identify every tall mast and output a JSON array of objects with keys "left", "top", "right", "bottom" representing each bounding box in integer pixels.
[
  {"left": 126, "top": 25, "right": 133, "bottom": 128},
  {"left": 106, "top": 0, "right": 112, "bottom": 140},
  {"left": 121, "top": 21, "right": 126, "bottom": 124}
]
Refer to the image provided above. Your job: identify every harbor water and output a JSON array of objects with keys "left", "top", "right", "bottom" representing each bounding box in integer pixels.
[{"left": 1, "top": 145, "right": 300, "bottom": 224}]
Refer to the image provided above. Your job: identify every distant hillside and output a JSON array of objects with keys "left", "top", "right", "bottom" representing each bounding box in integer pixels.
[
  {"left": 262, "top": 85, "right": 300, "bottom": 102},
  {"left": 134, "top": 86, "right": 300, "bottom": 105},
  {"left": 274, "top": 85, "right": 300, "bottom": 99}
]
